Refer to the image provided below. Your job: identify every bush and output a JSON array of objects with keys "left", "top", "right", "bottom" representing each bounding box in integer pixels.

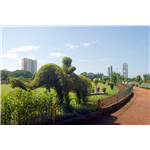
[
  {"left": 109, "top": 82, "right": 115, "bottom": 90},
  {"left": 139, "top": 81, "right": 143, "bottom": 85},
  {"left": 93, "top": 78, "right": 99, "bottom": 84},
  {"left": 102, "top": 81, "right": 106, "bottom": 84}
]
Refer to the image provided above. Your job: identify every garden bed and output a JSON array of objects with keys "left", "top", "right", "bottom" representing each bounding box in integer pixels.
[{"left": 90, "top": 92, "right": 108, "bottom": 95}]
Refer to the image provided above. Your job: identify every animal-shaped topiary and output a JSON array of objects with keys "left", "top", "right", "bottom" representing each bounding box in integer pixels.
[{"left": 10, "top": 57, "right": 92, "bottom": 105}]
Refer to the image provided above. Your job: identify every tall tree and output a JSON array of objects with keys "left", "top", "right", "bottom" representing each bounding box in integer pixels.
[
  {"left": 110, "top": 72, "right": 119, "bottom": 85},
  {"left": 80, "top": 72, "right": 88, "bottom": 77},
  {"left": 135, "top": 75, "right": 142, "bottom": 82},
  {"left": 143, "top": 73, "right": 148, "bottom": 83},
  {"left": 1, "top": 70, "right": 10, "bottom": 82}
]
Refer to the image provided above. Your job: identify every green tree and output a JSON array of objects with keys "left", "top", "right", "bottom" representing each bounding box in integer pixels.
[
  {"left": 10, "top": 70, "right": 33, "bottom": 78},
  {"left": 102, "top": 76, "right": 110, "bottom": 81},
  {"left": 135, "top": 75, "right": 142, "bottom": 82},
  {"left": 143, "top": 73, "right": 149, "bottom": 83},
  {"left": 1, "top": 70, "right": 10, "bottom": 83},
  {"left": 131, "top": 77, "right": 135, "bottom": 81},
  {"left": 119, "top": 75, "right": 125, "bottom": 81},
  {"left": 87, "top": 72, "right": 95, "bottom": 81},
  {"left": 110, "top": 72, "right": 118, "bottom": 85},
  {"left": 80, "top": 72, "right": 88, "bottom": 78},
  {"left": 2, "top": 77, "right": 5, "bottom": 80}
]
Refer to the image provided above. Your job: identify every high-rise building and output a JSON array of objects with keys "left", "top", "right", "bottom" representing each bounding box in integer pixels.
[
  {"left": 107, "top": 66, "right": 110, "bottom": 77},
  {"left": 110, "top": 66, "right": 112, "bottom": 74},
  {"left": 21, "top": 57, "right": 37, "bottom": 73},
  {"left": 107, "top": 65, "right": 113, "bottom": 77},
  {"left": 122, "top": 63, "right": 128, "bottom": 78}
]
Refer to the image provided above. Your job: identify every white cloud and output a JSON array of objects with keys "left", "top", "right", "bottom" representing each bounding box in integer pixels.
[
  {"left": 8, "top": 45, "right": 40, "bottom": 53},
  {"left": 99, "top": 58, "right": 111, "bottom": 61},
  {"left": 2, "top": 53, "right": 18, "bottom": 59},
  {"left": 2, "top": 45, "right": 40, "bottom": 60},
  {"left": 79, "top": 59, "right": 87, "bottom": 62},
  {"left": 90, "top": 60, "right": 96, "bottom": 62},
  {"left": 80, "top": 40, "right": 101, "bottom": 46},
  {"left": 64, "top": 43, "right": 79, "bottom": 49},
  {"left": 38, "top": 60, "right": 47, "bottom": 63},
  {"left": 50, "top": 52, "right": 67, "bottom": 57},
  {"left": 139, "top": 40, "right": 147, "bottom": 43}
]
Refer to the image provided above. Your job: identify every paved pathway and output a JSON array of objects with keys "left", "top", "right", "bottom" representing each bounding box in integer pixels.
[{"left": 83, "top": 86, "right": 150, "bottom": 125}]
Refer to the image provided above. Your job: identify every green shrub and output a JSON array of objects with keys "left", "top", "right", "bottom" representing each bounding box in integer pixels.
[
  {"left": 102, "top": 81, "right": 106, "bottom": 84},
  {"left": 93, "top": 78, "right": 99, "bottom": 84},
  {"left": 109, "top": 82, "right": 115, "bottom": 90},
  {"left": 139, "top": 81, "right": 143, "bottom": 85}
]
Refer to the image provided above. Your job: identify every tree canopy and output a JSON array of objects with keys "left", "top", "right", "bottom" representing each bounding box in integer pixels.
[
  {"left": 10, "top": 70, "right": 34, "bottom": 78},
  {"left": 80, "top": 72, "right": 103, "bottom": 80}
]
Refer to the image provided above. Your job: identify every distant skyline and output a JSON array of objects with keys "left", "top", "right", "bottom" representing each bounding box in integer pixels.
[{"left": 1, "top": 26, "right": 149, "bottom": 78}]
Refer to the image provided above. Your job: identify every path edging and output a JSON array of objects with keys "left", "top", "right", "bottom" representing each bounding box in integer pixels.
[{"left": 54, "top": 92, "right": 133, "bottom": 125}]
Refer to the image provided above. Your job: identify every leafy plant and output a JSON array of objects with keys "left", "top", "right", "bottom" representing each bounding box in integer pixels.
[
  {"left": 102, "top": 81, "right": 106, "bottom": 84},
  {"left": 109, "top": 82, "right": 115, "bottom": 90}
]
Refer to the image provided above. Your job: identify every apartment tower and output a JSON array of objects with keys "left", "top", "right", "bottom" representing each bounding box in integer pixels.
[
  {"left": 107, "top": 65, "right": 113, "bottom": 77},
  {"left": 21, "top": 57, "right": 37, "bottom": 73}
]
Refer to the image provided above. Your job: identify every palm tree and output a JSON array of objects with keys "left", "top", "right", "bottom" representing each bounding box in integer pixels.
[{"left": 143, "top": 74, "right": 148, "bottom": 83}]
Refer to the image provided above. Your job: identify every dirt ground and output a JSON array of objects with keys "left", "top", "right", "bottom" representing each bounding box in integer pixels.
[{"left": 83, "top": 86, "right": 150, "bottom": 125}]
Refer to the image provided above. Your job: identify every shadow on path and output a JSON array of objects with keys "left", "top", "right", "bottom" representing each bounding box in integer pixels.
[{"left": 83, "top": 93, "right": 135, "bottom": 125}]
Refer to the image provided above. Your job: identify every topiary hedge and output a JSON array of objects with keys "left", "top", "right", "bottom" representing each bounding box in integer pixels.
[
  {"left": 109, "top": 82, "right": 115, "bottom": 90},
  {"left": 102, "top": 81, "right": 106, "bottom": 84}
]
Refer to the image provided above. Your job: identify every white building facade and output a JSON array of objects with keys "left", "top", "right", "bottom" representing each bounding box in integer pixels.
[
  {"left": 107, "top": 65, "right": 113, "bottom": 77},
  {"left": 21, "top": 57, "right": 37, "bottom": 73}
]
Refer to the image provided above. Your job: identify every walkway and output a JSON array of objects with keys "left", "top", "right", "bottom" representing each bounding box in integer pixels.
[{"left": 83, "top": 86, "right": 150, "bottom": 125}]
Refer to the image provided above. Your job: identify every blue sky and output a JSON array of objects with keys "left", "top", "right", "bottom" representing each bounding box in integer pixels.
[{"left": 1, "top": 26, "right": 149, "bottom": 78}]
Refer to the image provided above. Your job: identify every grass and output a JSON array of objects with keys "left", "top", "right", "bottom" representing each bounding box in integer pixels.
[
  {"left": 87, "top": 82, "right": 119, "bottom": 102},
  {"left": 1, "top": 84, "right": 48, "bottom": 94},
  {"left": 1, "top": 82, "right": 119, "bottom": 103}
]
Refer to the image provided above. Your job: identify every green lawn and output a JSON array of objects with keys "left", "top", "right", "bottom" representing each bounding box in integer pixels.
[
  {"left": 1, "top": 82, "right": 119, "bottom": 103},
  {"left": 1, "top": 84, "right": 48, "bottom": 95},
  {"left": 87, "top": 82, "right": 119, "bottom": 102}
]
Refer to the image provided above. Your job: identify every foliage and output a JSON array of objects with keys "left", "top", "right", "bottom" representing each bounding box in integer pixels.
[
  {"left": 138, "top": 81, "right": 143, "bottom": 85},
  {"left": 10, "top": 70, "right": 33, "bottom": 78},
  {"left": 143, "top": 74, "right": 149, "bottom": 83},
  {"left": 110, "top": 72, "right": 120, "bottom": 85},
  {"left": 9, "top": 78, "right": 28, "bottom": 90},
  {"left": 102, "top": 76, "right": 110, "bottom": 81},
  {"left": 119, "top": 75, "right": 125, "bottom": 81},
  {"left": 80, "top": 72, "right": 103, "bottom": 80},
  {"left": 1, "top": 70, "right": 10, "bottom": 81},
  {"left": 18, "top": 76, "right": 24, "bottom": 81},
  {"left": 135, "top": 75, "right": 142, "bottom": 82},
  {"left": 93, "top": 78, "right": 99, "bottom": 84},
  {"left": 80, "top": 72, "right": 88, "bottom": 78},
  {"left": 102, "top": 81, "right": 106, "bottom": 84},
  {"left": 109, "top": 82, "right": 115, "bottom": 90},
  {"left": 2, "top": 77, "right": 5, "bottom": 80}
]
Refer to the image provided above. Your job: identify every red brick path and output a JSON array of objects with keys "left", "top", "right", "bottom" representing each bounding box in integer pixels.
[{"left": 83, "top": 86, "right": 150, "bottom": 125}]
